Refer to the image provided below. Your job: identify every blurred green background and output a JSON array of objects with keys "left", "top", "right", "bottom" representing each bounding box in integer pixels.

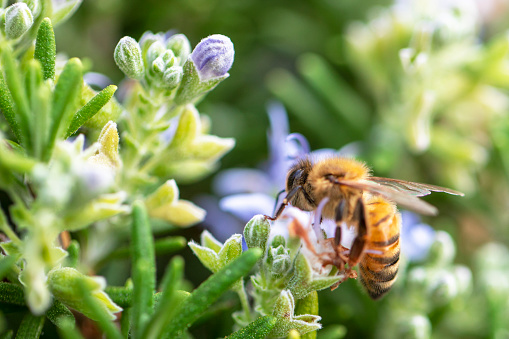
[{"left": 54, "top": 0, "right": 509, "bottom": 337}]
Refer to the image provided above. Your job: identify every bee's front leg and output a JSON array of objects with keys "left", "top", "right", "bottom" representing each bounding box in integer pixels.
[{"left": 265, "top": 186, "right": 301, "bottom": 220}]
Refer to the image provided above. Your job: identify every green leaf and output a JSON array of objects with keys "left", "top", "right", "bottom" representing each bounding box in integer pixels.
[
  {"left": 15, "top": 314, "right": 45, "bottom": 339},
  {"left": 105, "top": 286, "right": 190, "bottom": 310},
  {"left": 0, "top": 282, "right": 25, "bottom": 306},
  {"left": 131, "top": 201, "right": 156, "bottom": 337},
  {"left": 142, "top": 256, "right": 184, "bottom": 339},
  {"left": 169, "top": 105, "right": 200, "bottom": 149},
  {"left": 24, "top": 59, "right": 49, "bottom": 160},
  {"left": 174, "top": 58, "right": 227, "bottom": 105},
  {"left": 270, "top": 290, "right": 322, "bottom": 337},
  {"left": 44, "top": 57, "right": 83, "bottom": 161},
  {"left": 46, "top": 300, "right": 75, "bottom": 328},
  {"left": 50, "top": 0, "right": 82, "bottom": 26},
  {"left": 77, "top": 280, "right": 123, "bottom": 339},
  {"left": 65, "top": 240, "right": 80, "bottom": 268},
  {"left": 0, "top": 71, "right": 22, "bottom": 143},
  {"left": 0, "top": 330, "right": 13, "bottom": 339},
  {"left": 120, "top": 307, "right": 131, "bottom": 339},
  {"left": 1, "top": 45, "right": 32, "bottom": 151},
  {"left": 57, "top": 318, "right": 85, "bottom": 339},
  {"left": 296, "top": 291, "right": 319, "bottom": 339},
  {"left": 0, "top": 256, "right": 17, "bottom": 281},
  {"left": 65, "top": 85, "right": 117, "bottom": 138},
  {"left": 34, "top": 17, "right": 56, "bottom": 80},
  {"left": 288, "top": 253, "right": 343, "bottom": 299},
  {"left": 226, "top": 316, "right": 278, "bottom": 339},
  {"left": 164, "top": 248, "right": 262, "bottom": 338}
]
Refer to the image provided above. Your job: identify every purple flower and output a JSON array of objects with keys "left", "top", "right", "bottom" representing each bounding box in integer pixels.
[
  {"left": 400, "top": 211, "right": 435, "bottom": 262},
  {"left": 191, "top": 34, "right": 234, "bottom": 81}
]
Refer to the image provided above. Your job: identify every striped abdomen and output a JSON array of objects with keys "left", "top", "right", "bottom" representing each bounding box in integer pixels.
[{"left": 358, "top": 196, "right": 401, "bottom": 299}]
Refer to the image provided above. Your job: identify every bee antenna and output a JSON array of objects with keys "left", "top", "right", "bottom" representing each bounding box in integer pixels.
[{"left": 286, "top": 133, "right": 310, "bottom": 159}]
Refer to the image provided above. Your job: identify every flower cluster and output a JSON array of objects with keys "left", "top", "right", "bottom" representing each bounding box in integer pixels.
[{"left": 0, "top": 2, "right": 240, "bottom": 336}]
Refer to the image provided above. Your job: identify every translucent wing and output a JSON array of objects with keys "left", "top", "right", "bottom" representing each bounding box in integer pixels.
[
  {"left": 338, "top": 180, "right": 440, "bottom": 216},
  {"left": 369, "top": 177, "right": 465, "bottom": 197}
]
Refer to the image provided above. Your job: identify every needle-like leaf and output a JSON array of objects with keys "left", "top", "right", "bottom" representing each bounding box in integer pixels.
[{"left": 164, "top": 248, "right": 262, "bottom": 338}]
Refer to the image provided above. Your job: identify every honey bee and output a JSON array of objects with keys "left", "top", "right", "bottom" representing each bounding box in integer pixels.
[{"left": 268, "top": 157, "right": 463, "bottom": 299}]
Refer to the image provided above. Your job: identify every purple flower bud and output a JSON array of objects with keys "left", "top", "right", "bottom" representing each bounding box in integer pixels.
[{"left": 191, "top": 34, "right": 234, "bottom": 81}]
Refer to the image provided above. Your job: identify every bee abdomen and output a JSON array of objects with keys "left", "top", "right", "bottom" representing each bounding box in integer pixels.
[
  {"left": 359, "top": 251, "right": 399, "bottom": 299},
  {"left": 359, "top": 198, "right": 401, "bottom": 299}
]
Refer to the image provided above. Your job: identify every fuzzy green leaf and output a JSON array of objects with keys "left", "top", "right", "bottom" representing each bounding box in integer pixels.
[
  {"left": 57, "top": 318, "right": 85, "bottom": 339},
  {"left": 105, "top": 286, "right": 190, "bottom": 310},
  {"left": 34, "top": 17, "right": 56, "bottom": 80},
  {"left": 174, "top": 58, "right": 227, "bottom": 105},
  {"left": 0, "top": 255, "right": 17, "bottom": 281},
  {"left": 15, "top": 314, "right": 45, "bottom": 339},
  {"left": 226, "top": 316, "right": 278, "bottom": 339},
  {"left": 66, "top": 84, "right": 117, "bottom": 138},
  {"left": 296, "top": 291, "right": 319, "bottom": 339},
  {"left": 0, "top": 71, "right": 22, "bottom": 143},
  {"left": 77, "top": 280, "right": 122, "bottom": 339},
  {"left": 288, "top": 253, "right": 343, "bottom": 299},
  {"left": 1, "top": 45, "right": 32, "bottom": 151},
  {"left": 0, "top": 330, "right": 13, "bottom": 339},
  {"left": 164, "top": 248, "right": 262, "bottom": 338},
  {"left": 142, "top": 256, "right": 184, "bottom": 339},
  {"left": 0, "top": 282, "right": 25, "bottom": 306},
  {"left": 46, "top": 300, "right": 75, "bottom": 328},
  {"left": 131, "top": 201, "right": 156, "bottom": 337},
  {"left": 25, "top": 59, "right": 49, "bottom": 160},
  {"left": 65, "top": 240, "right": 80, "bottom": 268},
  {"left": 44, "top": 57, "right": 82, "bottom": 160}
]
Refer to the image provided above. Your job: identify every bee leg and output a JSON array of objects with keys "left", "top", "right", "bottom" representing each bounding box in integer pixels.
[
  {"left": 334, "top": 200, "right": 347, "bottom": 246},
  {"left": 265, "top": 186, "right": 301, "bottom": 221},
  {"left": 347, "top": 198, "right": 367, "bottom": 268}
]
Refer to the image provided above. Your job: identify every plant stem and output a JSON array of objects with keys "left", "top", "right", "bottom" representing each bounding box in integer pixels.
[{"left": 236, "top": 280, "right": 252, "bottom": 323}]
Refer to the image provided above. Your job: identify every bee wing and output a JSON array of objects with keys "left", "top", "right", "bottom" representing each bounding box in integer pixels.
[
  {"left": 339, "top": 180, "right": 439, "bottom": 216},
  {"left": 369, "top": 177, "right": 465, "bottom": 197}
]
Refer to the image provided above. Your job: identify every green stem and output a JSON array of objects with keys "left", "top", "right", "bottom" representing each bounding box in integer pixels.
[
  {"left": 236, "top": 280, "right": 252, "bottom": 323},
  {"left": 0, "top": 217, "right": 21, "bottom": 246}
]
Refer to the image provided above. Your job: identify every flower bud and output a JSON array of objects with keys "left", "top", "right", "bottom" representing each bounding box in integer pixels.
[
  {"left": 4, "top": 3, "right": 33, "bottom": 40},
  {"left": 271, "top": 235, "right": 286, "bottom": 248},
  {"left": 429, "top": 271, "right": 458, "bottom": 306},
  {"left": 243, "top": 215, "right": 270, "bottom": 252},
  {"left": 48, "top": 267, "right": 122, "bottom": 320},
  {"left": 396, "top": 314, "right": 431, "bottom": 339},
  {"left": 270, "top": 290, "right": 322, "bottom": 337},
  {"left": 21, "top": 0, "right": 40, "bottom": 17},
  {"left": 166, "top": 33, "right": 191, "bottom": 62},
  {"left": 174, "top": 35, "right": 234, "bottom": 104},
  {"left": 162, "top": 66, "right": 183, "bottom": 89},
  {"left": 146, "top": 40, "right": 166, "bottom": 66},
  {"left": 191, "top": 34, "right": 234, "bottom": 81},
  {"left": 426, "top": 231, "right": 456, "bottom": 267},
  {"left": 114, "top": 36, "right": 144, "bottom": 79},
  {"left": 272, "top": 255, "right": 291, "bottom": 276}
]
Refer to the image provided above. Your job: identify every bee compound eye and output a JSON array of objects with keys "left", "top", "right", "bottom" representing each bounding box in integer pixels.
[{"left": 287, "top": 169, "right": 303, "bottom": 189}]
